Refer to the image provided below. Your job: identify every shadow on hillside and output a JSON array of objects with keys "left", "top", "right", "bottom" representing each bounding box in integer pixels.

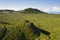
[
  {"left": 18, "top": 29, "right": 26, "bottom": 40},
  {"left": 0, "top": 22, "right": 12, "bottom": 25},
  {"left": 0, "top": 22, "right": 26, "bottom": 40},
  {"left": 0, "top": 22, "right": 12, "bottom": 40},
  {"left": 0, "top": 26, "right": 7, "bottom": 40},
  {"left": 0, "top": 21, "right": 51, "bottom": 40},
  {"left": 25, "top": 20, "right": 51, "bottom": 39}
]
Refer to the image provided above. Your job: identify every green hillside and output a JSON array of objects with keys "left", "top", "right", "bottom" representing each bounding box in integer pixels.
[
  {"left": 0, "top": 8, "right": 60, "bottom": 40},
  {"left": 19, "top": 8, "right": 47, "bottom": 14}
]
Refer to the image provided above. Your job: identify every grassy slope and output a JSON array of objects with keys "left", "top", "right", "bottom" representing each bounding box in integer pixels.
[{"left": 0, "top": 13, "right": 60, "bottom": 40}]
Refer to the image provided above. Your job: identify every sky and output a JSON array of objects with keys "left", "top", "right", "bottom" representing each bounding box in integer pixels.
[{"left": 0, "top": 0, "right": 60, "bottom": 13}]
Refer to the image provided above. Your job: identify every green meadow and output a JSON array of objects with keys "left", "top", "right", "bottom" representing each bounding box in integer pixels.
[{"left": 0, "top": 8, "right": 60, "bottom": 40}]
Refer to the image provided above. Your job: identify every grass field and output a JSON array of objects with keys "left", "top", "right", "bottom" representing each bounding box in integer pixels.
[{"left": 0, "top": 10, "right": 60, "bottom": 40}]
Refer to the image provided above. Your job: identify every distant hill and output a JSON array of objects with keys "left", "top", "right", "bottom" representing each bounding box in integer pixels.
[
  {"left": 0, "top": 8, "right": 47, "bottom": 14},
  {"left": 52, "top": 12, "right": 60, "bottom": 14},
  {"left": 20, "top": 8, "right": 47, "bottom": 14},
  {"left": 49, "top": 12, "right": 60, "bottom": 14},
  {"left": 0, "top": 9, "right": 15, "bottom": 13}
]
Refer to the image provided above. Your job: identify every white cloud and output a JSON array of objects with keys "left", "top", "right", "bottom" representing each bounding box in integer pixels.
[
  {"left": 41, "top": 6, "right": 60, "bottom": 12},
  {"left": 42, "top": 8, "right": 50, "bottom": 12},
  {"left": 52, "top": 7, "right": 60, "bottom": 12}
]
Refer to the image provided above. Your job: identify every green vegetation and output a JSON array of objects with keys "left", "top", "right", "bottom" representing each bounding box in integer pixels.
[
  {"left": 0, "top": 8, "right": 60, "bottom": 40},
  {"left": 20, "top": 8, "right": 47, "bottom": 14}
]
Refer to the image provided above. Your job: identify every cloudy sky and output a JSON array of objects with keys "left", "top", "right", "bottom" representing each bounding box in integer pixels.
[{"left": 0, "top": 0, "right": 60, "bottom": 13}]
